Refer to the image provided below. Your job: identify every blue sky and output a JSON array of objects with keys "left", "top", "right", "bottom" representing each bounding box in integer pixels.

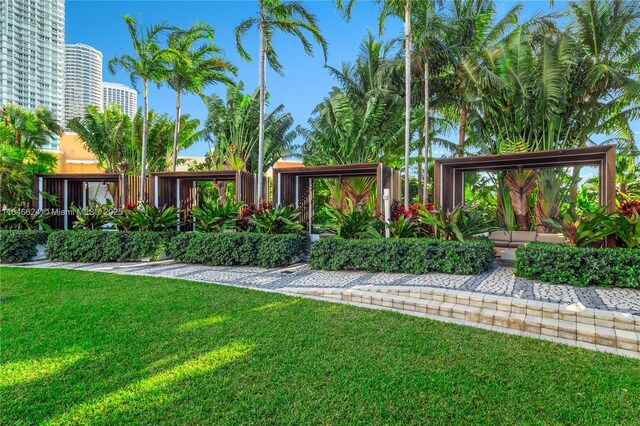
[{"left": 65, "top": 0, "right": 637, "bottom": 161}]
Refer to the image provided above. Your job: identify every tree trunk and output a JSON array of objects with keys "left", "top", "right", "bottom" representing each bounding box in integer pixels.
[
  {"left": 140, "top": 79, "right": 149, "bottom": 203},
  {"left": 569, "top": 166, "right": 581, "bottom": 214},
  {"left": 417, "top": 141, "right": 423, "bottom": 203},
  {"left": 403, "top": 0, "right": 411, "bottom": 210},
  {"left": 215, "top": 181, "right": 228, "bottom": 204},
  {"left": 257, "top": 8, "right": 266, "bottom": 204},
  {"left": 171, "top": 90, "right": 182, "bottom": 172},
  {"left": 458, "top": 106, "right": 466, "bottom": 157},
  {"left": 423, "top": 60, "right": 430, "bottom": 203}
]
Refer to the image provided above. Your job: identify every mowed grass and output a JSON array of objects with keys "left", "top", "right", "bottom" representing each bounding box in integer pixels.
[{"left": 1, "top": 268, "right": 639, "bottom": 425}]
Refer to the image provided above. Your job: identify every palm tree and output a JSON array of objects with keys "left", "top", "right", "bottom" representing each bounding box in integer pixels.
[
  {"left": 108, "top": 15, "right": 172, "bottom": 202},
  {"left": 411, "top": 1, "right": 448, "bottom": 202},
  {"left": 446, "top": 0, "right": 522, "bottom": 155},
  {"left": 204, "top": 82, "right": 297, "bottom": 174},
  {"left": 1, "top": 104, "right": 61, "bottom": 150},
  {"left": 235, "top": 0, "right": 327, "bottom": 203},
  {"left": 337, "top": 0, "right": 426, "bottom": 208},
  {"left": 166, "top": 22, "right": 236, "bottom": 172},
  {"left": 131, "top": 109, "right": 204, "bottom": 173},
  {"left": 67, "top": 105, "right": 132, "bottom": 172}
]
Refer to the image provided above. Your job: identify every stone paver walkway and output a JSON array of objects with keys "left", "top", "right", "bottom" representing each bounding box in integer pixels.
[{"left": 14, "top": 260, "right": 640, "bottom": 314}]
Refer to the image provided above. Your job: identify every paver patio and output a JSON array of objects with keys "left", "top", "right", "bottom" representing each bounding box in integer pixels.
[{"left": 18, "top": 260, "right": 640, "bottom": 313}]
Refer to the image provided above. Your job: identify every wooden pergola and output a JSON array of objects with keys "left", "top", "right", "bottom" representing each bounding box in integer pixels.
[
  {"left": 149, "top": 170, "right": 260, "bottom": 228},
  {"left": 33, "top": 173, "right": 143, "bottom": 229},
  {"left": 434, "top": 145, "right": 617, "bottom": 212},
  {"left": 272, "top": 163, "right": 401, "bottom": 230}
]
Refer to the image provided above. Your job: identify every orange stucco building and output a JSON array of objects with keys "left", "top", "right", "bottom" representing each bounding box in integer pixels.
[{"left": 46, "top": 132, "right": 101, "bottom": 173}]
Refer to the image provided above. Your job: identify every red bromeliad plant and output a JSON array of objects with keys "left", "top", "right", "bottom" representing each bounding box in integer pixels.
[
  {"left": 237, "top": 202, "right": 273, "bottom": 231},
  {"left": 618, "top": 200, "right": 640, "bottom": 218},
  {"left": 391, "top": 201, "right": 435, "bottom": 220},
  {"left": 389, "top": 201, "right": 436, "bottom": 237}
]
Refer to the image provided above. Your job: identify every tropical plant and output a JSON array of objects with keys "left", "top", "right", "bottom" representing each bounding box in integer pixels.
[
  {"left": 607, "top": 210, "right": 640, "bottom": 249},
  {"left": 0, "top": 104, "right": 61, "bottom": 150},
  {"left": 618, "top": 199, "right": 640, "bottom": 218},
  {"left": 337, "top": 0, "right": 426, "bottom": 207},
  {"left": 111, "top": 204, "right": 140, "bottom": 231},
  {"left": 67, "top": 105, "right": 133, "bottom": 172},
  {"left": 321, "top": 201, "right": 382, "bottom": 239},
  {"left": 444, "top": 0, "right": 522, "bottom": 155},
  {"left": 0, "top": 209, "right": 52, "bottom": 231},
  {"left": 109, "top": 15, "right": 172, "bottom": 201},
  {"left": 191, "top": 198, "right": 243, "bottom": 232},
  {"left": 1, "top": 106, "right": 59, "bottom": 207},
  {"left": 204, "top": 83, "right": 297, "bottom": 174},
  {"left": 71, "top": 200, "right": 114, "bottom": 231},
  {"left": 237, "top": 202, "right": 273, "bottom": 231},
  {"left": 420, "top": 204, "right": 497, "bottom": 241},
  {"left": 386, "top": 214, "right": 420, "bottom": 238},
  {"left": 541, "top": 206, "right": 616, "bottom": 247},
  {"left": 166, "top": 22, "right": 236, "bottom": 171},
  {"left": 250, "top": 204, "right": 303, "bottom": 235},
  {"left": 300, "top": 88, "right": 405, "bottom": 166},
  {"left": 411, "top": 1, "right": 450, "bottom": 201},
  {"left": 131, "top": 109, "right": 203, "bottom": 173},
  {"left": 124, "top": 203, "right": 180, "bottom": 231},
  {"left": 235, "top": 0, "right": 328, "bottom": 203}
]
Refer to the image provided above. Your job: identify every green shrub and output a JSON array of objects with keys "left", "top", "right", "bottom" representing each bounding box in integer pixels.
[
  {"left": 515, "top": 242, "right": 639, "bottom": 288},
  {"left": 45, "top": 231, "right": 173, "bottom": 262},
  {"left": 168, "top": 232, "right": 310, "bottom": 268},
  {"left": 0, "top": 230, "right": 49, "bottom": 263},
  {"left": 309, "top": 238, "right": 495, "bottom": 275}
]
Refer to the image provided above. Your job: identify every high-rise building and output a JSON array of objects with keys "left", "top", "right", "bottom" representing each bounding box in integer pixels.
[
  {"left": 102, "top": 82, "right": 137, "bottom": 118},
  {"left": 0, "top": 0, "right": 65, "bottom": 147},
  {"left": 64, "top": 43, "right": 103, "bottom": 127}
]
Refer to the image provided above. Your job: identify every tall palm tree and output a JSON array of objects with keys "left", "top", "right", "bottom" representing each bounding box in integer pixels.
[
  {"left": 108, "top": 15, "right": 172, "bottom": 202},
  {"left": 338, "top": 0, "right": 430, "bottom": 208},
  {"left": 166, "top": 22, "right": 236, "bottom": 172},
  {"left": 235, "top": 0, "right": 327, "bottom": 203},
  {"left": 411, "top": 1, "right": 448, "bottom": 202}
]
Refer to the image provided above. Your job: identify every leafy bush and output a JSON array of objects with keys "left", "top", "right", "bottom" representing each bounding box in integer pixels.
[
  {"left": 321, "top": 201, "right": 382, "bottom": 239},
  {"left": 168, "top": 232, "right": 310, "bottom": 268},
  {"left": 309, "top": 238, "right": 495, "bottom": 275},
  {"left": 420, "top": 204, "right": 497, "bottom": 241},
  {"left": 516, "top": 242, "right": 639, "bottom": 288},
  {"left": 250, "top": 205, "right": 303, "bottom": 235},
  {"left": 191, "top": 199, "right": 242, "bottom": 232},
  {"left": 0, "top": 230, "right": 48, "bottom": 263},
  {"left": 46, "top": 231, "right": 173, "bottom": 262}
]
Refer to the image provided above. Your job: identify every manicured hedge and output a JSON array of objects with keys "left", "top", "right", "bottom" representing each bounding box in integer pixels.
[
  {"left": 309, "top": 238, "right": 495, "bottom": 275},
  {"left": 45, "top": 231, "right": 173, "bottom": 262},
  {"left": 0, "top": 230, "right": 49, "bottom": 263},
  {"left": 168, "top": 232, "right": 310, "bottom": 268},
  {"left": 516, "top": 242, "right": 639, "bottom": 288}
]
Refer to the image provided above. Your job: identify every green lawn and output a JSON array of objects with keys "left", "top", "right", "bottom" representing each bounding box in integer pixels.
[{"left": 1, "top": 268, "right": 639, "bottom": 425}]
